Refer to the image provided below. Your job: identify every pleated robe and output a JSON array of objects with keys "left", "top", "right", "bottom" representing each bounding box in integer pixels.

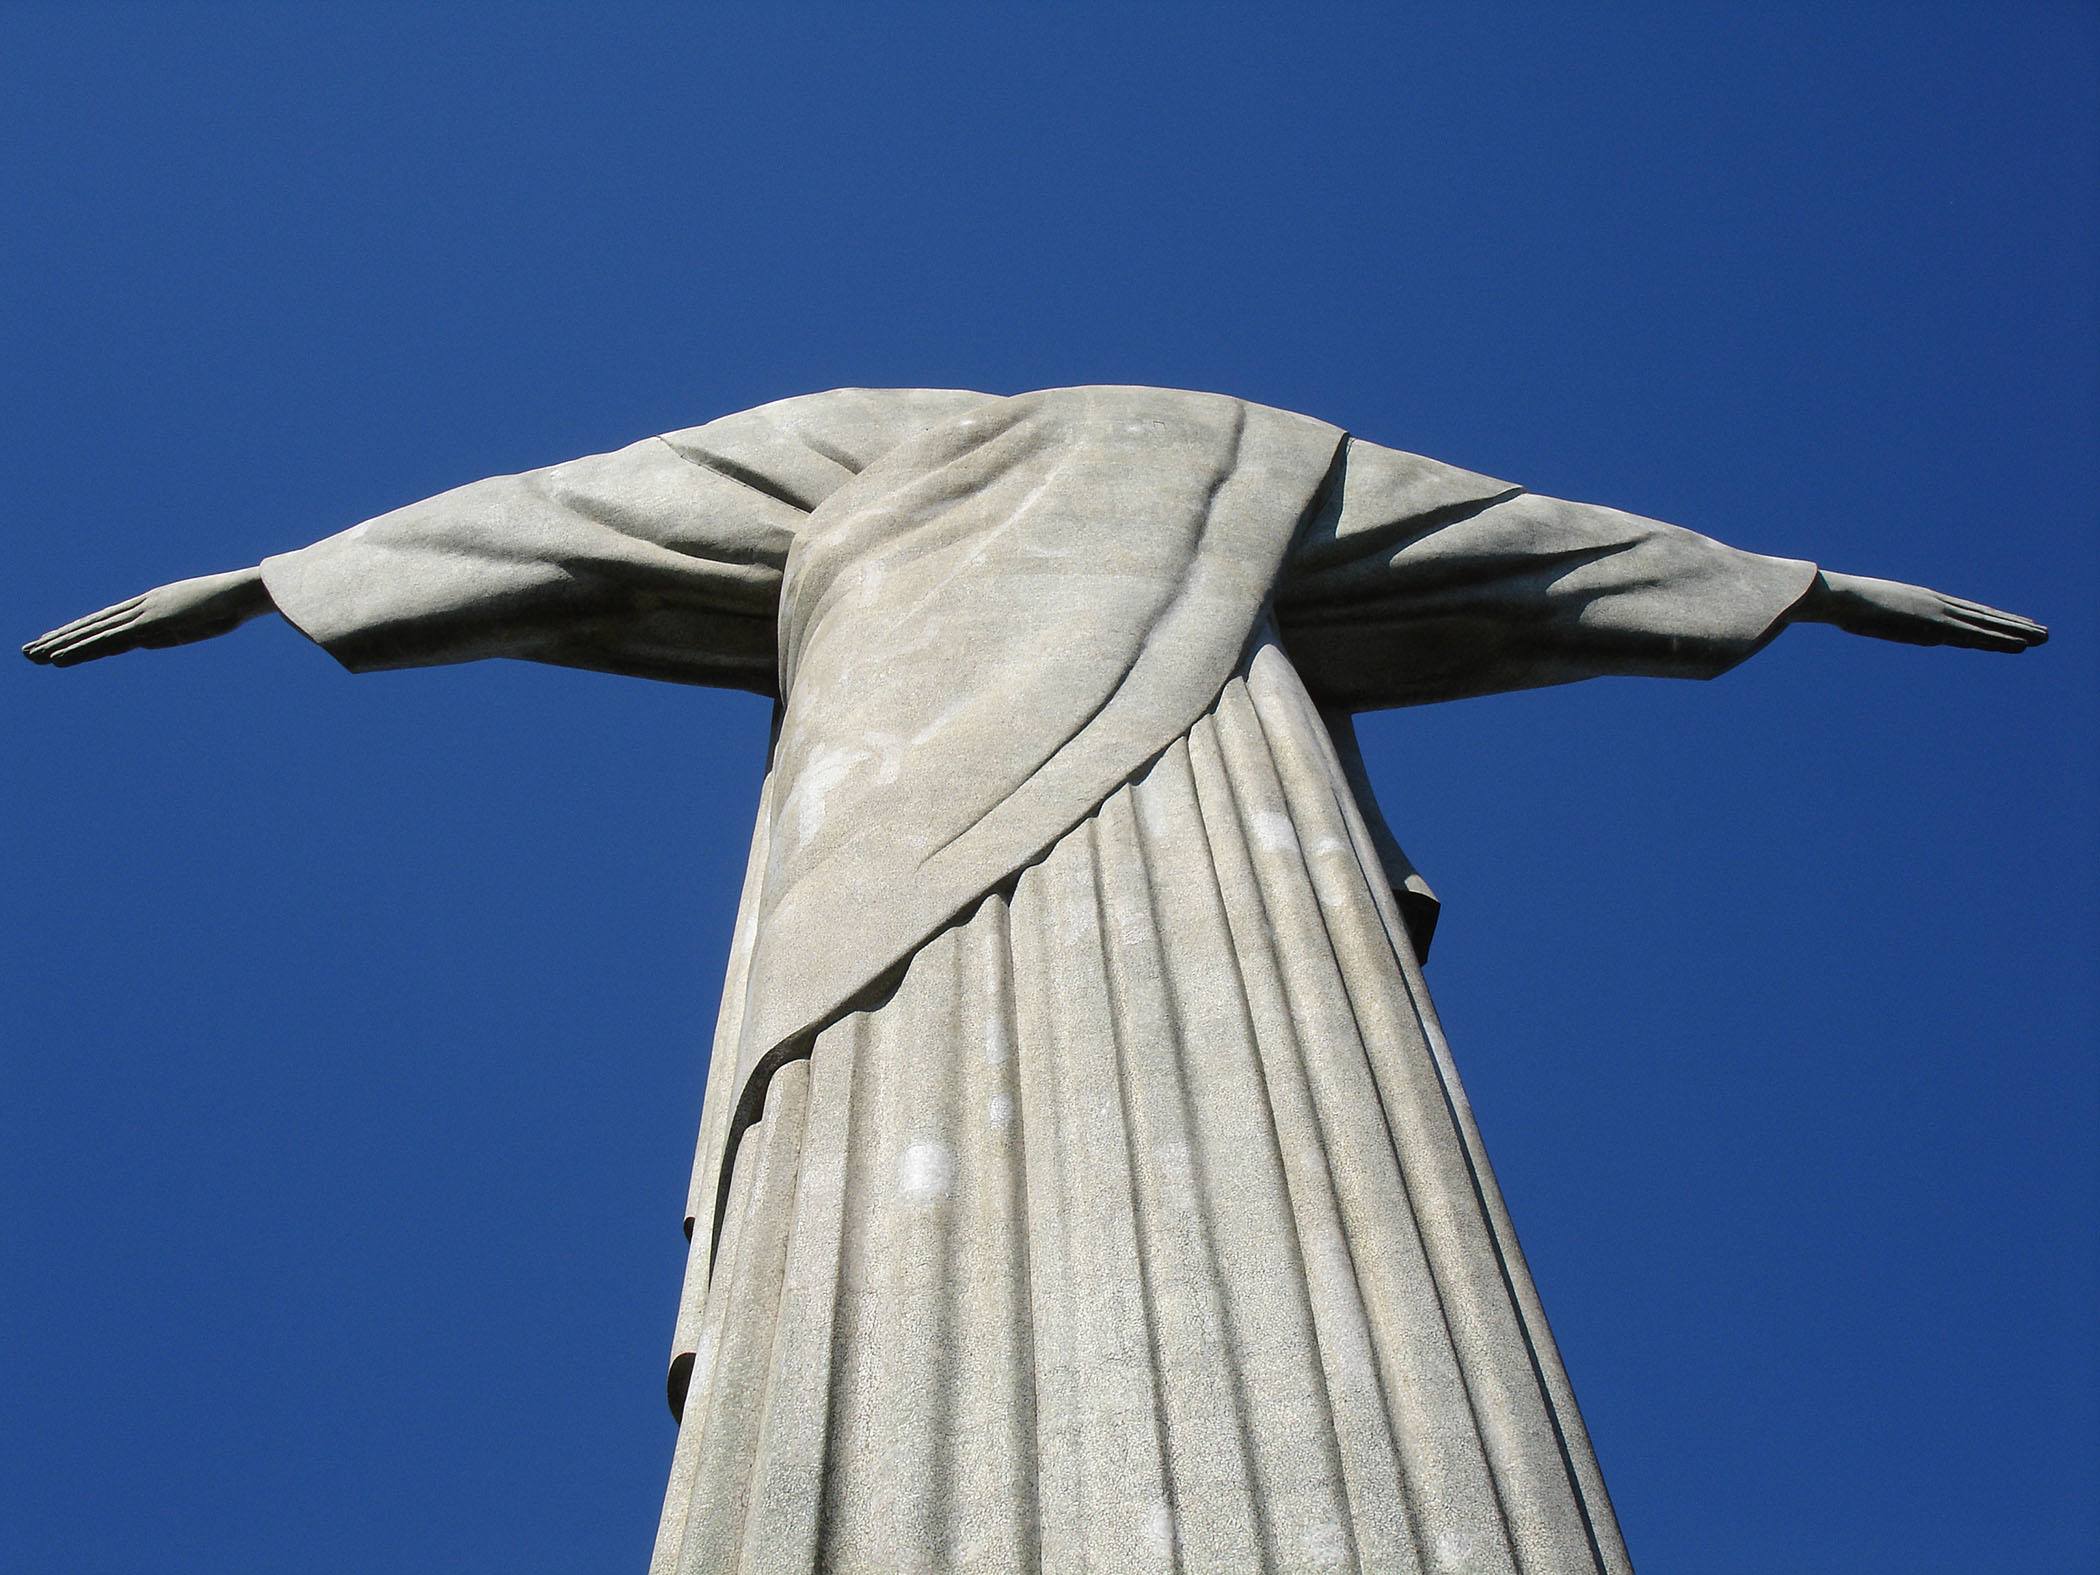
[{"left": 258, "top": 387, "right": 1819, "bottom": 1574}]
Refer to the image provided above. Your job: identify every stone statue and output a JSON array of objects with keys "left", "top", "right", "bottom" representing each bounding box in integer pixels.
[{"left": 25, "top": 387, "right": 2045, "bottom": 1573}]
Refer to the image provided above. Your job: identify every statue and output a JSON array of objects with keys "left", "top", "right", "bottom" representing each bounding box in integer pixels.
[{"left": 25, "top": 387, "right": 2045, "bottom": 1574}]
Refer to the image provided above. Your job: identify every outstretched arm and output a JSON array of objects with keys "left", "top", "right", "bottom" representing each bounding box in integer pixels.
[
  {"left": 22, "top": 433, "right": 802, "bottom": 692},
  {"left": 1791, "top": 569, "right": 2047, "bottom": 652},
  {"left": 24, "top": 566, "right": 275, "bottom": 667},
  {"left": 1279, "top": 436, "right": 2050, "bottom": 711}
]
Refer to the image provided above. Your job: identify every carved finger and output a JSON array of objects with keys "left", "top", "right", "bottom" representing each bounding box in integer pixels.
[
  {"left": 28, "top": 604, "right": 142, "bottom": 654},
  {"left": 1948, "top": 602, "right": 2027, "bottom": 628},
  {"left": 1982, "top": 613, "right": 2046, "bottom": 643},
  {"left": 1941, "top": 593, "right": 2025, "bottom": 619},
  {"left": 27, "top": 622, "right": 94, "bottom": 660},
  {"left": 59, "top": 604, "right": 145, "bottom": 642},
  {"left": 48, "top": 633, "right": 144, "bottom": 666},
  {"left": 47, "top": 598, "right": 144, "bottom": 639},
  {"left": 45, "top": 616, "right": 148, "bottom": 666},
  {"left": 1947, "top": 611, "right": 2042, "bottom": 650},
  {"left": 1941, "top": 621, "right": 2029, "bottom": 652},
  {"left": 28, "top": 608, "right": 144, "bottom": 663},
  {"left": 1965, "top": 616, "right": 2044, "bottom": 644},
  {"left": 27, "top": 596, "right": 146, "bottom": 651},
  {"left": 1942, "top": 596, "right": 2047, "bottom": 636}
]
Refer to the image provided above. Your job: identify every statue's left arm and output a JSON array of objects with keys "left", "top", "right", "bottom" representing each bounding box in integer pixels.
[{"left": 1277, "top": 437, "right": 2045, "bottom": 710}]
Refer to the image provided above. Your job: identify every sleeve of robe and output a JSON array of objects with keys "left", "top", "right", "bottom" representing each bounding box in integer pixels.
[
  {"left": 257, "top": 433, "right": 803, "bottom": 694},
  {"left": 1276, "top": 436, "right": 1821, "bottom": 710}
]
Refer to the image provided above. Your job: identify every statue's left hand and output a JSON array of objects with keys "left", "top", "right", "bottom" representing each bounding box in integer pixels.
[
  {"left": 23, "top": 567, "right": 273, "bottom": 667},
  {"left": 1796, "top": 571, "right": 2048, "bottom": 653}
]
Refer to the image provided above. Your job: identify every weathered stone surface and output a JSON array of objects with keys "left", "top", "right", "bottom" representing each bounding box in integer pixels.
[{"left": 24, "top": 387, "right": 2047, "bottom": 1571}]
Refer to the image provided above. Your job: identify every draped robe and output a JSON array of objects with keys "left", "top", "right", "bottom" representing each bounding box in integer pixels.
[{"left": 260, "top": 386, "right": 1817, "bottom": 1574}]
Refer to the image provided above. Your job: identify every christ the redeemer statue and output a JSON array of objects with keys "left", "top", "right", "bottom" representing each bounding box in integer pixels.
[{"left": 27, "top": 387, "right": 2045, "bottom": 1574}]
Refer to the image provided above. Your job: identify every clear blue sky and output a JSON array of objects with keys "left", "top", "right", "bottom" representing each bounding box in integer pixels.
[{"left": 5, "top": 4, "right": 2094, "bottom": 1570}]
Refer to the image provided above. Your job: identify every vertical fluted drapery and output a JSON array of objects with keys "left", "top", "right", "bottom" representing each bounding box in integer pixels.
[{"left": 655, "top": 637, "right": 1629, "bottom": 1574}]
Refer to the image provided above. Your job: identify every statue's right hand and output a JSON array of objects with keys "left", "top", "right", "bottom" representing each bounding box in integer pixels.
[{"left": 23, "top": 567, "right": 273, "bottom": 667}]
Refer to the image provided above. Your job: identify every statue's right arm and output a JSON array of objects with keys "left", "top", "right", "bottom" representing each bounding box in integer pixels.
[
  {"left": 23, "top": 565, "right": 277, "bottom": 667},
  {"left": 25, "top": 433, "right": 798, "bottom": 690},
  {"left": 22, "top": 390, "right": 980, "bottom": 677}
]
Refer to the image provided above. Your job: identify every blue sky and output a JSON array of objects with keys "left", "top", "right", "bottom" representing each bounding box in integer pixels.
[{"left": 5, "top": 4, "right": 2095, "bottom": 1570}]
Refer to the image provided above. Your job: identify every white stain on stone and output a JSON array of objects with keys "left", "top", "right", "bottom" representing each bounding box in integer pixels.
[
  {"left": 1134, "top": 779, "right": 1175, "bottom": 841},
  {"left": 908, "top": 700, "right": 967, "bottom": 751},
  {"left": 1431, "top": 1529, "right": 1478, "bottom": 1572},
  {"left": 1055, "top": 901, "right": 1099, "bottom": 948},
  {"left": 1302, "top": 1519, "right": 1348, "bottom": 1569},
  {"left": 1143, "top": 1498, "right": 1175, "bottom": 1555},
  {"left": 784, "top": 744, "right": 867, "bottom": 848},
  {"left": 1112, "top": 902, "right": 1149, "bottom": 950},
  {"left": 987, "top": 1092, "right": 1014, "bottom": 1128},
  {"left": 1310, "top": 833, "right": 1349, "bottom": 858},
  {"left": 862, "top": 730, "right": 906, "bottom": 785},
  {"left": 1305, "top": 1229, "right": 1356, "bottom": 1300},
  {"left": 1252, "top": 809, "right": 1300, "bottom": 855},
  {"left": 898, "top": 1141, "right": 955, "bottom": 1202},
  {"left": 687, "top": 1329, "right": 718, "bottom": 1411},
  {"left": 1313, "top": 871, "right": 1350, "bottom": 912}
]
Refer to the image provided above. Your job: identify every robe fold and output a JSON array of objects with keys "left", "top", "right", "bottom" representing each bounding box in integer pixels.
[{"left": 261, "top": 386, "right": 1816, "bottom": 1573}]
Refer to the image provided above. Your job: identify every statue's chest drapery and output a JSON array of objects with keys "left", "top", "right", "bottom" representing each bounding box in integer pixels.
[
  {"left": 736, "top": 389, "right": 1347, "bottom": 1075},
  {"left": 700, "top": 389, "right": 1349, "bottom": 1208}
]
